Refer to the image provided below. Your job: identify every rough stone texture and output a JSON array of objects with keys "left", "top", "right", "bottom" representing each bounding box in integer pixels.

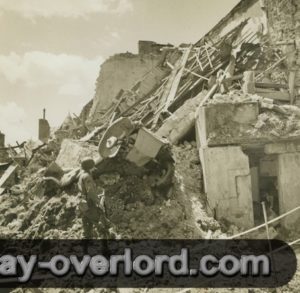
[
  {"left": 89, "top": 52, "right": 164, "bottom": 122},
  {"left": 265, "top": 0, "right": 297, "bottom": 45},
  {"left": 56, "top": 139, "right": 99, "bottom": 169},
  {"left": 156, "top": 92, "right": 206, "bottom": 144},
  {"left": 278, "top": 152, "right": 300, "bottom": 227},
  {"left": 200, "top": 146, "right": 254, "bottom": 229},
  {"left": 117, "top": 65, "right": 169, "bottom": 114},
  {"left": 265, "top": 0, "right": 300, "bottom": 91},
  {"left": 196, "top": 102, "right": 259, "bottom": 147}
]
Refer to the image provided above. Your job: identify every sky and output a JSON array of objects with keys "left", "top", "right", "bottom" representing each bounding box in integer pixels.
[{"left": 0, "top": 0, "right": 239, "bottom": 144}]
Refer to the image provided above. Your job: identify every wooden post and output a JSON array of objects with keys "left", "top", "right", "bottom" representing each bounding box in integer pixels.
[
  {"left": 288, "top": 70, "right": 296, "bottom": 105},
  {"left": 242, "top": 71, "right": 256, "bottom": 94},
  {"left": 261, "top": 201, "right": 270, "bottom": 240}
]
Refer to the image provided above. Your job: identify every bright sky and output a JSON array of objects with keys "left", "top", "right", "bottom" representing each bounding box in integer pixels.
[{"left": 0, "top": 0, "right": 239, "bottom": 144}]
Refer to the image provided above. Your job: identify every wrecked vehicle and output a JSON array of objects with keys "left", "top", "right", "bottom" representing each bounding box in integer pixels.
[{"left": 97, "top": 117, "right": 174, "bottom": 190}]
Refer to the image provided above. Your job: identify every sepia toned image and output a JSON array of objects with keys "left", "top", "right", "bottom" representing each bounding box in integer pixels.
[{"left": 0, "top": 0, "right": 300, "bottom": 292}]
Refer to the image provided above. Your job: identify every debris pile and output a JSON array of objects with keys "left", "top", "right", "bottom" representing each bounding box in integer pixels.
[
  {"left": 203, "top": 91, "right": 300, "bottom": 144},
  {"left": 0, "top": 0, "right": 299, "bottom": 280},
  {"left": 0, "top": 139, "right": 221, "bottom": 240},
  {"left": 0, "top": 0, "right": 300, "bottom": 242}
]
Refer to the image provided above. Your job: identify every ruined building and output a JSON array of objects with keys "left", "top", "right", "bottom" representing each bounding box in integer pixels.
[
  {"left": 80, "top": 0, "right": 300, "bottom": 230},
  {"left": 1, "top": 0, "right": 300, "bottom": 247}
]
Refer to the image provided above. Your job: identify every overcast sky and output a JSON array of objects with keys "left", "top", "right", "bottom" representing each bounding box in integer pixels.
[{"left": 0, "top": 0, "right": 239, "bottom": 144}]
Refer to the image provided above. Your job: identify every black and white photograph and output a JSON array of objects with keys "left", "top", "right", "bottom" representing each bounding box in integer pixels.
[{"left": 0, "top": 0, "right": 299, "bottom": 292}]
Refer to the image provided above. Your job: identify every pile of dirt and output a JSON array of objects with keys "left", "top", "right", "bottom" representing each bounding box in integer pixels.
[{"left": 0, "top": 141, "right": 220, "bottom": 240}]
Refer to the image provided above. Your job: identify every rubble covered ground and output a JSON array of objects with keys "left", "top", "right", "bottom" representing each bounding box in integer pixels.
[
  {"left": 1, "top": 0, "right": 300, "bottom": 291},
  {"left": 0, "top": 141, "right": 218, "bottom": 240}
]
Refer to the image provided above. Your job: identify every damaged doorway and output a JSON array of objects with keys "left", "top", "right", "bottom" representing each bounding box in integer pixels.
[{"left": 247, "top": 149, "right": 279, "bottom": 226}]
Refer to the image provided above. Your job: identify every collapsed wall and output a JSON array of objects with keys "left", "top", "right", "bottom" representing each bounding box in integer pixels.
[
  {"left": 88, "top": 49, "right": 167, "bottom": 122},
  {"left": 264, "top": 0, "right": 300, "bottom": 91}
]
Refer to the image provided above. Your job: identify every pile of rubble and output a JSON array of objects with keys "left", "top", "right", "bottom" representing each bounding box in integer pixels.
[
  {"left": 1, "top": 0, "right": 300, "bottom": 290},
  {"left": 0, "top": 0, "right": 300, "bottom": 242},
  {"left": 0, "top": 139, "right": 222, "bottom": 240},
  {"left": 204, "top": 91, "right": 300, "bottom": 144}
]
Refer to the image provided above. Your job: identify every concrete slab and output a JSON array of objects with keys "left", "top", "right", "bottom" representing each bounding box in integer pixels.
[
  {"left": 265, "top": 142, "right": 300, "bottom": 154},
  {"left": 278, "top": 152, "right": 300, "bottom": 227},
  {"left": 156, "top": 91, "right": 206, "bottom": 144},
  {"left": 200, "top": 146, "right": 254, "bottom": 229}
]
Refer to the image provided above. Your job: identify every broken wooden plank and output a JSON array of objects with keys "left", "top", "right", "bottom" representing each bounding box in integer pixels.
[
  {"left": 195, "top": 50, "right": 204, "bottom": 71},
  {"left": 288, "top": 70, "right": 296, "bottom": 104},
  {"left": 163, "top": 45, "right": 192, "bottom": 110},
  {"left": 152, "top": 46, "right": 192, "bottom": 128},
  {"left": 255, "top": 82, "right": 288, "bottom": 89},
  {"left": 255, "top": 55, "right": 287, "bottom": 81},
  {"left": 183, "top": 68, "right": 209, "bottom": 80},
  {"left": 255, "top": 89, "right": 290, "bottom": 101},
  {"left": 0, "top": 164, "right": 18, "bottom": 194},
  {"left": 242, "top": 71, "right": 256, "bottom": 94},
  {"left": 204, "top": 44, "right": 213, "bottom": 69}
]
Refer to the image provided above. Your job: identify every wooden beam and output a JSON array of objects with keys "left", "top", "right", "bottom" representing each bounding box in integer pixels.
[
  {"left": 195, "top": 49, "right": 204, "bottom": 71},
  {"left": 288, "top": 70, "right": 296, "bottom": 104},
  {"left": 255, "top": 82, "right": 288, "bottom": 89},
  {"left": 183, "top": 68, "right": 209, "bottom": 80},
  {"left": 163, "top": 46, "right": 192, "bottom": 111},
  {"left": 255, "top": 56, "right": 287, "bottom": 81},
  {"left": 204, "top": 44, "right": 213, "bottom": 69},
  {"left": 255, "top": 89, "right": 290, "bottom": 101}
]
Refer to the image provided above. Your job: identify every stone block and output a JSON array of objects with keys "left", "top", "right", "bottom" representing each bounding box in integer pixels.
[
  {"left": 156, "top": 92, "right": 205, "bottom": 144},
  {"left": 56, "top": 139, "right": 99, "bottom": 169}
]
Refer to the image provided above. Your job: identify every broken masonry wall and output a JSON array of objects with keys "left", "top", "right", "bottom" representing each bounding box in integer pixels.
[
  {"left": 88, "top": 51, "right": 166, "bottom": 122},
  {"left": 117, "top": 65, "right": 170, "bottom": 114},
  {"left": 38, "top": 119, "right": 50, "bottom": 143},
  {"left": 195, "top": 0, "right": 265, "bottom": 45},
  {"left": 138, "top": 40, "right": 172, "bottom": 55},
  {"left": 264, "top": 0, "right": 300, "bottom": 99},
  {"left": 196, "top": 102, "right": 259, "bottom": 147},
  {"left": 0, "top": 132, "right": 7, "bottom": 163},
  {"left": 264, "top": 0, "right": 297, "bottom": 45},
  {"left": 0, "top": 131, "right": 4, "bottom": 147},
  {"left": 199, "top": 146, "right": 254, "bottom": 229}
]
